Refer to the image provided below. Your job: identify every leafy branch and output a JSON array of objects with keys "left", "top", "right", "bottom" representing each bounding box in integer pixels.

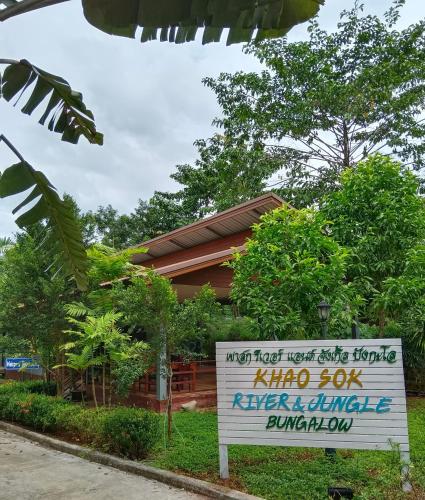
[
  {"left": 0, "top": 135, "right": 88, "bottom": 290},
  {"left": 0, "top": 59, "right": 103, "bottom": 145}
]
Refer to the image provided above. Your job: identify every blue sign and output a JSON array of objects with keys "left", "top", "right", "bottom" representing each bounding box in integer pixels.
[{"left": 5, "top": 358, "right": 41, "bottom": 371}]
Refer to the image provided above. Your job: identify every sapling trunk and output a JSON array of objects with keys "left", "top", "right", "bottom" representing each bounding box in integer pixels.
[
  {"left": 102, "top": 363, "right": 106, "bottom": 406},
  {"left": 167, "top": 364, "right": 172, "bottom": 441},
  {"left": 108, "top": 364, "right": 112, "bottom": 408},
  {"left": 91, "top": 366, "right": 98, "bottom": 408},
  {"left": 378, "top": 309, "right": 385, "bottom": 338},
  {"left": 80, "top": 371, "right": 85, "bottom": 404}
]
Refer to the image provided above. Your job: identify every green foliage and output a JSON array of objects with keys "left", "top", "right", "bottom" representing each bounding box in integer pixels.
[
  {"left": 22, "top": 380, "right": 57, "bottom": 396},
  {"left": 0, "top": 236, "right": 13, "bottom": 257},
  {"left": 0, "top": 383, "right": 161, "bottom": 458},
  {"left": 0, "top": 160, "right": 88, "bottom": 290},
  {"left": 150, "top": 403, "right": 425, "bottom": 499},
  {"left": 101, "top": 407, "right": 161, "bottom": 459},
  {"left": 60, "top": 309, "right": 151, "bottom": 401},
  {"left": 0, "top": 59, "right": 102, "bottom": 145},
  {"left": 230, "top": 205, "right": 356, "bottom": 339},
  {"left": 379, "top": 245, "right": 425, "bottom": 352},
  {"left": 0, "top": 228, "right": 74, "bottom": 370},
  {"left": 87, "top": 244, "right": 145, "bottom": 286},
  {"left": 111, "top": 341, "right": 152, "bottom": 398},
  {"left": 201, "top": 315, "right": 261, "bottom": 359},
  {"left": 176, "top": 1, "right": 425, "bottom": 210},
  {"left": 0, "top": 391, "right": 68, "bottom": 431},
  {"left": 81, "top": 0, "right": 322, "bottom": 46},
  {"left": 0, "top": 380, "right": 56, "bottom": 396},
  {"left": 114, "top": 271, "right": 179, "bottom": 341},
  {"left": 82, "top": 192, "right": 194, "bottom": 249},
  {"left": 322, "top": 154, "right": 425, "bottom": 332},
  {"left": 114, "top": 275, "right": 228, "bottom": 359},
  {"left": 172, "top": 135, "right": 280, "bottom": 217},
  {"left": 0, "top": 336, "right": 31, "bottom": 358}
]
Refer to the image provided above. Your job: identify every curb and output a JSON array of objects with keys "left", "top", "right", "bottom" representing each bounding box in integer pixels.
[{"left": 0, "top": 421, "right": 260, "bottom": 500}]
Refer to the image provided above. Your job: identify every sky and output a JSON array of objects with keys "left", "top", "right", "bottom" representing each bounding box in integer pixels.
[{"left": 0, "top": 0, "right": 422, "bottom": 238}]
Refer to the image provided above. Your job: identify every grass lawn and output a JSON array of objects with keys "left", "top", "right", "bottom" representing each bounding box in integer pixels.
[{"left": 148, "top": 398, "right": 425, "bottom": 499}]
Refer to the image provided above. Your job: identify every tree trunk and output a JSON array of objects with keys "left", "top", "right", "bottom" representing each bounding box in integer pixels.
[
  {"left": 342, "top": 120, "right": 350, "bottom": 168},
  {"left": 80, "top": 372, "right": 85, "bottom": 404},
  {"left": 108, "top": 364, "right": 112, "bottom": 408},
  {"left": 167, "top": 364, "right": 172, "bottom": 441},
  {"left": 91, "top": 366, "right": 98, "bottom": 408},
  {"left": 378, "top": 309, "right": 386, "bottom": 338},
  {"left": 102, "top": 363, "right": 106, "bottom": 406}
]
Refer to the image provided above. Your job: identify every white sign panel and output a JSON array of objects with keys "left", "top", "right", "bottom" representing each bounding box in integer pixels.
[{"left": 216, "top": 339, "right": 409, "bottom": 478}]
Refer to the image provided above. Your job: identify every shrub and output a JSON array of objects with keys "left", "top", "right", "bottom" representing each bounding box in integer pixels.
[
  {"left": 100, "top": 407, "right": 161, "bottom": 459},
  {"left": 20, "top": 395, "right": 67, "bottom": 431},
  {"left": 0, "top": 380, "right": 56, "bottom": 396},
  {"left": 26, "top": 381, "right": 57, "bottom": 396},
  {"left": 0, "top": 384, "right": 161, "bottom": 459}
]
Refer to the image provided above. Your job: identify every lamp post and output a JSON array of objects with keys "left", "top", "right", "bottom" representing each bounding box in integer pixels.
[
  {"left": 318, "top": 300, "right": 331, "bottom": 339},
  {"left": 318, "top": 300, "right": 336, "bottom": 459}
]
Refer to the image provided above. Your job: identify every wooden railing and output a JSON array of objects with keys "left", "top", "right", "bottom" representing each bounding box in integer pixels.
[{"left": 138, "top": 360, "right": 216, "bottom": 394}]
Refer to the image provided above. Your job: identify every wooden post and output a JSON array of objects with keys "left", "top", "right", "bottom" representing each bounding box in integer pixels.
[
  {"left": 219, "top": 444, "right": 229, "bottom": 479},
  {"left": 400, "top": 450, "right": 412, "bottom": 493}
]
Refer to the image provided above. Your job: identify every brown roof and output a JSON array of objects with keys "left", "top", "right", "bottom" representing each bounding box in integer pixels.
[
  {"left": 133, "top": 192, "right": 284, "bottom": 264},
  {"left": 101, "top": 245, "right": 245, "bottom": 287}
]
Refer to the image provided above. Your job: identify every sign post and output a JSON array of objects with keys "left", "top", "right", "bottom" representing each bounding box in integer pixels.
[{"left": 216, "top": 339, "right": 411, "bottom": 491}]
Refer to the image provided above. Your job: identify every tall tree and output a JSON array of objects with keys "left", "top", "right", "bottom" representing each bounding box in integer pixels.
[
  {"left": 0, "top": 226, "right": 75, "bottom": 373},
  {"left": 178, "top": 1, "right": 425, "bottom": 209},
  {"left": 83, "top": 192, "right": 194, "bottom": 249}
]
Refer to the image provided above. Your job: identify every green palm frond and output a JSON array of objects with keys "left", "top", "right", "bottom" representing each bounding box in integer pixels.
[
  {"left": 65, "top": 301, "right": 94, "bottom": 318},
  {"left": 0, "top": 156, "right": 88, "bottom": 290},
  {"left": 0, "top": 59, "right": 103, "bottom": 145}
]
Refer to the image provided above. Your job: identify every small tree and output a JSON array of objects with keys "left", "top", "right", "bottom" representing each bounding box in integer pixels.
[
  {"left": 321, "top": 154, "right": 425, "bottom": 334},
  {"left": 114, "top": 272, "right": 221, "bottom": 440},
  {"left": 230, "top": 205, "right": 356, "bottom": 339},
  {"left": 55, "top": 346, "right": 105, "bottom": 404},
  {"left": 61, "top": 310, "right": 150, "bottom": 406}
]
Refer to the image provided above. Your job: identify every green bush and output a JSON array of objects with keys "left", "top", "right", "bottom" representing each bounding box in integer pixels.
[
  {"left": 100, "top": 407, "right": 161, "bottom": 459},
  {"left": 0, "top": 380, "right": 56, "bottom": 396},
  {"left": 21, "top": 395, "right": 67, "bottom": 431},
  {"left": 26, "top": 380, "right": 57, "bottom": 396},
  {"left": 0, "top": 382, "right": 161, "bottom": 459}
]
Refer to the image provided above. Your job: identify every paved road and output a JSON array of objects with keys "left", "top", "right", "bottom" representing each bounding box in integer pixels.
[{"left": 0, "top": 430, "right": 206, "bottom": 500}]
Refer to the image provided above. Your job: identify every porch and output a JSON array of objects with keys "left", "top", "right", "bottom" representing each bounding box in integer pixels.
[{"left": 124, "top": 360, "right": 217, "bottom": 412}]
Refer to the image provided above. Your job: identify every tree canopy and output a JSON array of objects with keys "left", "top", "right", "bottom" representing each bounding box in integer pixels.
[
  {"left": 230, "top": 205, "right": 355, "bottom": 340},
  {"left": 321, "top": 154, "right": 425, "bottom": 335},
  {"left": 0, "top": 226, "right": 75, "bottom": 371},
  {"left": 173, "top": 1, "right": 425, "bottom": 210}
]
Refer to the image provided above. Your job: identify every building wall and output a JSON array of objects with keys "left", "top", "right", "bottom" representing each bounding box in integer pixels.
[{"left": 172, "top": 264, "right": 234, "bottom": 289}]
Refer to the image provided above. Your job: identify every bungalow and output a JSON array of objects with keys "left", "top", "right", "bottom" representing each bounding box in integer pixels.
[{"left": 126, "top": 192, "right": 284, "bottom": 411}]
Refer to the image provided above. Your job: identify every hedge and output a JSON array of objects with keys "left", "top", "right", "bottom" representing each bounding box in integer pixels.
[{"left": 0, "top": 381, "right": 161, "bottom": 459}]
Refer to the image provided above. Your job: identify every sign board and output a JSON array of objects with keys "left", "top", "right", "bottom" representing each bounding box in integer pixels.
[
  {"left": 5, "top": 358, "right": 41, "bottom": 373},
  {"left": 216, "top": 339, "right": 410, "bottom": 484}
]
